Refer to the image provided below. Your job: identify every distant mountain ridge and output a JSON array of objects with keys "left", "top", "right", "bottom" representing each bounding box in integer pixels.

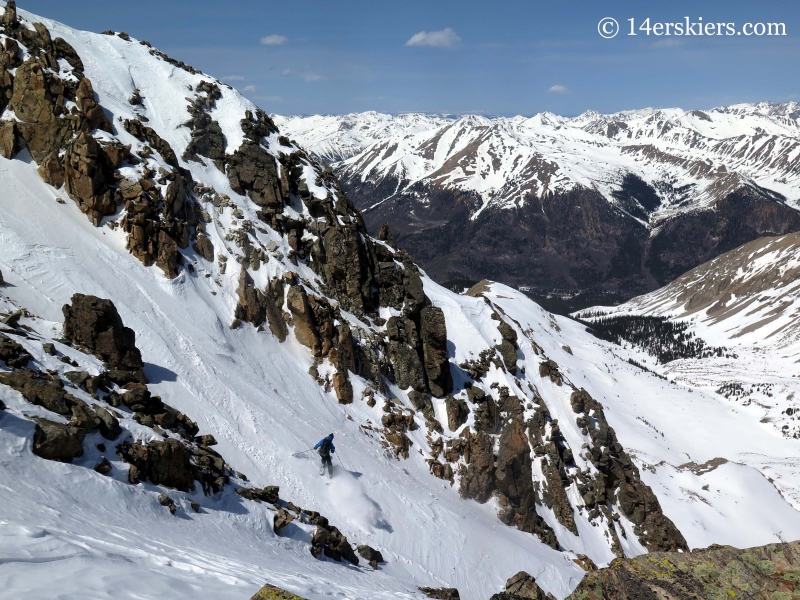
[{"left": 275, "top": 104, "right": 800, "bottom": 309}]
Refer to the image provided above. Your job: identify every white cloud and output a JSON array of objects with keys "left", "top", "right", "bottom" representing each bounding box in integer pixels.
[
  {"left": 405, "top": 27, "right": 461, "bottom": 48},
  {"left": 548, "top": 85, "right": 568, "bottom": 93},
  {"left": 261, "top": 34, "right": 288, "bottom": 46},
  {"left": 650, "top": 39, "right": 682, "bottom": 48},
  {"left": 222, "top": 75, "right": 245, "bottom": 82},
  {"left": 282, "top": 69, "right": 322, "bottom": 82},
  {"left": 243, "top": 85, "right": 256, "bottom": 92}
]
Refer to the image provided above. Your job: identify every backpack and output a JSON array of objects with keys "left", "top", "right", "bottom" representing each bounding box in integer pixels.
[{"left": 319, "top": 437, "right": 331, "bottom": 455}]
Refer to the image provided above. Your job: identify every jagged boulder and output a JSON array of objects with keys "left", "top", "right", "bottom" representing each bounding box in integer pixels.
[
  {"left": 193, "top": 232, "right": 214, "bottom": 261},
  {"left": 0, "top": 120, "right": 18, "bottom": 158},
  {"left": 567, "top": 540, "right": 800, "bottom": 600},
  {"left": 93, "top": 405, "right": 122, "bottom": 440},
  {"left": 286, "top": 285, "right": 321, "bottom": 355},
  {"left": 538, "top": 360, "right": 562, "bottom": 385},
  {"left": 420, "top": 588, "right": 460, "bottom": 600},
  {"left": 0, "top": 369, "right": 70, "bottom": 414},
  {"left": 236, "top": 485, "right": 280, "bottom": 504},
  {"left": 32, "top": 418, "right": 86, "bottom": 462},
  {"left": 118, "top": 438, "right": 195, "bottom": 492},
  {"left": 273, "top": 507, "right": 295, "bottom": 534},
  {"left": 250, "top": 584, "right": 307, "bottom": 600},
  {"left": 9, "top": 58, "right": 68, "bottom": 163},
  {"left": 226, "top": 142, "right": 283, "bottom": 207},
  {"left": 420, "top": 306, "right": 452, "bottom": 397},
  {"left": 68, "top": 397, "right": 102, "bottom": 431},
  {"left": 1, "top": 0, "right": 17, "bottom": 27},
  {"left": 490, "top": 571, "right": 553, "bottom": 600},
  {"left": 0, "top": 332, "right": 32, "bottom": 368},
  {"left": 445, "top": 395, "right": 468, "bottom": 431},
  {"left": 356, "top": 544, "right": 384, "bottom": 569},
  {"left": 458, "top": 430, "right": 495, "bottom": 503},
  {"left": 183, "top": 112, "right": 225, "bottom": 164},
  {"left": 75, "top": 77, "right": 113, "bottom": 133},
  {"left": 62, "top": 294, "right": 144, "bottom": 373},
  {"left": 64, "top": 131, "right": 115, "bottom": 226},
  {"left": 386, "top": 316, "right": 426, "bottom": 392},
  {"left": 235, "top": 269, "right": 267, "bottom": 326},
  {"left": 310, "top": 525, "right": 359, "bottom": 565}
]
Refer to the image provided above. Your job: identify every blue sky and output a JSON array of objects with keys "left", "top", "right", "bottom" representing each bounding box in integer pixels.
[{"left": 22, "top": 0, "right": 800, "bottom": 116}]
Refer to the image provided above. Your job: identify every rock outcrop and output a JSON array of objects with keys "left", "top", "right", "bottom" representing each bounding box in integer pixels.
[
  {"left": 250, "top": 584, "right": 307, "bottom": 600},
  {"left": 567, "top": 540, "right": 800, "bottom": 600},
  {"left": 32, "top": 418, "right": 86, "bottom": 462},
  {"left": 490, "top": 571, "right": 554, "bottom": 600},
  {"left": 117, "top": 438, "right": 195, "bottom": 492},
  {"left": 62, "top": 294, "right": 145, "bottom": 376}
]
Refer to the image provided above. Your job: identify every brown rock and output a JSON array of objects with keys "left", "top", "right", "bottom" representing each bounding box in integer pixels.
[
  {"left": 445, "top": 395, "right": 469, "bottom": 431},
  {"left": 193, "top": 232, "right": 214, "bottom": 261},
  {"left": 0, "top": 369, "right": 70, "bottom": 414},
  {"left": 286, "top": 285, "right": 321, "bottom": 355},
  {"left": 420, "top": 306, "right": 452, "bottom": 397},
  {"left": 0, "top": 120, "right": 18, "bottom": 158},
  {"left": 32, "top": 418, "right": 86, "bottom": 462},
  {"left": 273, "top": 507, "right": 295, "bottom": 534},
  {"left": 419, "top": 588, "right": 460, "bottom": 600},
  {"left": 119, "top": 438, "right": 195, "bottom": 492},
  {"left": 62, "top": 294, "right": 144, "bottom": 372}
]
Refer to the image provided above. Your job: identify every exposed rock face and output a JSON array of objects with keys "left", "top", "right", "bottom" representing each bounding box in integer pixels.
[
  {"left": 568, "top": 540, "right": 800, "bottom": 600},
  {"left": 0, "top": 369, "right": 71, "bottom": 414},
  {"left": 193, "top": 232, "right": 214, "bottom": 261},
  {"left": 310, "top": 524, "right": 359, "bottom": 565},
  {"left": 32, "top": 418, "right": 86, "bottom": 462},
  {"left": 93, "top": 405, "right": 122, "bottom": 440},
  {"left": 569, "top": 388, "right": 688, "bottom": 553},
  {"left": 0, "top": 332, "right": 32, "bottom": 368},
  {"left": 236, "top": 485, "right": 280, "bottom": 504},
  {"left": 356, "top": 544, "right": 384, "bottom": 569},
  {"left": 118, "top": 438, "right": 195, "bottom": 492},
  {"left": 64, "top": 131, "right": 116, "bottom": 225},
  {"left": 62, "top": 294, "right": 144, "bottom": 373},
  {"left": 490, "top": 571, "right": 553, "bottom": 600},
  {"left": 227, "top": 142, "right": 283, "bottom": 208},
  {"left": 250, "top": 584, "right": 307, "bottom": 600},
  {"left": 386, "top": 316, "right": 426, "bottom": 392},
  {"left": 286, "top": 285, "right": 321, "bottom": 355},
  {"left": 183, "top": 81, "right": 225, "bottom": 165},
  {"left": 458, "top": 430, "right": 495, "bottom": 503},
  {"left": 419, "top": 588, "right": 460, "bottom": 600},
  {"left": 420, "top": 306, "right": 452, "bottom": 397},
  {"left": 445, "top": 395, "right": 468, "bottom": 431}
]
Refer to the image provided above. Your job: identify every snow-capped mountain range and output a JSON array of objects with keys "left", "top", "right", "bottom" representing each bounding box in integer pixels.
[
  {"left": 1, "top": 2, "right": 800, "bottom": 599},
  {"left": 275, "top": 104, "right": 800, "bottom": 218},
  {"left": 275, "top": 106, "right": 800, "bottom": 307}
]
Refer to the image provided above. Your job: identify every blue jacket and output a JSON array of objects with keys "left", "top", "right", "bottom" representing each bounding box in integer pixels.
[{"left": 314, "top": 435, "right": 335, "bottom": 455}]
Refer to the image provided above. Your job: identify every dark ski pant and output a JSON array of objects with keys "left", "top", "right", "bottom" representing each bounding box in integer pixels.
[{"left": 320, "top": 453, "right": 333, "bottom": 475}]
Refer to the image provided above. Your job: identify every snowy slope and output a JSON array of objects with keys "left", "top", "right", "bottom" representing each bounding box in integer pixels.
[
  {"left": 577, "top": 231, "right": 800, "bottom": 444},
  {"left": 0, "top": 4, "right": 799, "bottom": 600},
  {"left": 275, "top": 104, "right": 800, "bottom": 222}
]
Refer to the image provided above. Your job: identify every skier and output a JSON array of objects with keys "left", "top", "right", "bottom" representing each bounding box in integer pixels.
[{"left": 314, "top": 433, "right": 335, "bottom": 477}]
